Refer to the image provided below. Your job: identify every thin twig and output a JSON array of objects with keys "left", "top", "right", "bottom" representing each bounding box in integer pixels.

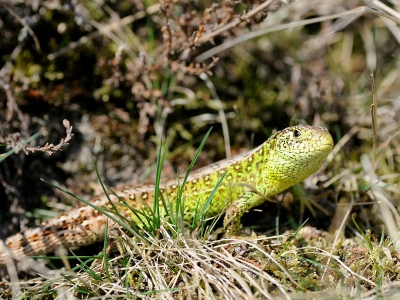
[
  {"left": 2, "top": 4, "right": 40, "bottom": 50},
  {"left": 198, "top": 0, "right": 274, "bottom": 45},
  {"left": 24, "top": 120, "right": 74, "bottom": 155}
]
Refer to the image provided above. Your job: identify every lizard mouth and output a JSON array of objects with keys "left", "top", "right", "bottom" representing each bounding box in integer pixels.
[
  {"left": 320, "top": 135, "right": 334, "bottom": 150},
  {"left": 318, "top": 142, "right": 334, "bottom": 152},
  {"left": 316, "top": 138, "right": 334, "bottom": 152},
  {"left": 323, "top": 144, "right": 333, "bottom": 149}
]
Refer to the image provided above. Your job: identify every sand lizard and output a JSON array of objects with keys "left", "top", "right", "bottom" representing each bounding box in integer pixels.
[{"left": 0, "top": 125, "right": 333, "bottom": 265}]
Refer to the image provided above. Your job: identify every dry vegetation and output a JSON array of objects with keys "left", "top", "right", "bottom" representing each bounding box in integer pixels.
[{"left": 1, "top": 0, "right": 400, "bottom": 298}]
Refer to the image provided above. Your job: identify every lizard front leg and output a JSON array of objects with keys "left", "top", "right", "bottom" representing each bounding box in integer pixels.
[{"left": 223, "top": 192, "right": 265, "bottom": 236}]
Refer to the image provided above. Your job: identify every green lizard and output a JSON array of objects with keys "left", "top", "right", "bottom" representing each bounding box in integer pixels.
[{"left": 0, "top": 125, "right": 333, "bottom": 265}]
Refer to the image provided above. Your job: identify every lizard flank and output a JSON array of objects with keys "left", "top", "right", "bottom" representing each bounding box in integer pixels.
[{"left": 0, "top": 125, "right": 333, "bottom": 265}]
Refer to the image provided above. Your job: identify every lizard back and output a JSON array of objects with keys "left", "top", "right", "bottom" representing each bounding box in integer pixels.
[{"left": 0, "top": 125, "right": 333, "bottom": 265}]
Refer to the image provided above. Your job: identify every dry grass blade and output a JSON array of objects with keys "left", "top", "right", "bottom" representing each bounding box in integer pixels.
[
  {"left": 1, "top": 4, "right": 40, "bottom": 50},
  {"left": 200, "top": 73, "right": 231, "bottom": 158},
  {"left": 195, "top": 6, "right": 400, "bottom": 62},
  {"left": 361, "top": 154, "right": 400, "bottom": 253},
  {"left": 48, "top": 4, "right": 160, "bottom": 60}
]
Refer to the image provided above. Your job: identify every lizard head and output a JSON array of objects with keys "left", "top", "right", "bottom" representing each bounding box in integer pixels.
[{"left": 264, "top": 125, "right": 333, "bottom": 195}]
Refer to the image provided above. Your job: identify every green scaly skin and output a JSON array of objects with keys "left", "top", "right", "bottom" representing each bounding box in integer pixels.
[{"left": 0, "top": 125, "right": 333, "bottom": 265}]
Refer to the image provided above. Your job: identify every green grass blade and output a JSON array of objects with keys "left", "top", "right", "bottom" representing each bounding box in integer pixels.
[
  {"left": 176, "top": 127, "right": 213, "bottom": 202},
  {"left": 0, "top": 132, "right": 41, "bottom": 163},
  {"left": 191, "top": 171, "right": 227, "bottom": 234},
  {"left": 40, "top": 179, "right": 137, "bottom": 237},
  {"left": 352, "top": 214, "right": 373, "bottom": 251},
  {"left": 278, "top": 218, "right": 309, "bottom": 256},
  {"left": 152, "top": 139, "right": 168, "bottom": 230},
  {"left": 102, "top": 219, "right": 111, "bottom": 281}
]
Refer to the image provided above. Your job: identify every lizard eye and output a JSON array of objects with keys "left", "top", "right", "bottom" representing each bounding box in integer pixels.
[{"left": 293, "top": 129, "right": 301, "bottom": 137}]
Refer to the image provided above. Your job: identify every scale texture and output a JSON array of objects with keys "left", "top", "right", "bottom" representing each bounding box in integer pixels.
[{"left": 0, "top": 125, "right": 333, "bottom": 265}]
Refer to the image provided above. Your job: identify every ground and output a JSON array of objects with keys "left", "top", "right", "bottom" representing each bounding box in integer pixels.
[{"left": 1, "top": 0, "right": 400, "bottom": 299}]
